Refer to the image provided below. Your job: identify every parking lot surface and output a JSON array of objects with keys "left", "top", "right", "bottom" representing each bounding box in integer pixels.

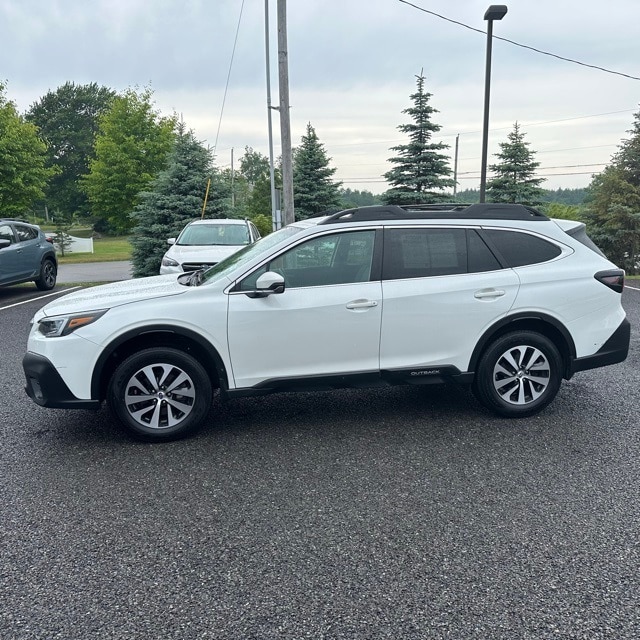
[{"left": 1, "top": 284, "right": 639, "bottom": 639}]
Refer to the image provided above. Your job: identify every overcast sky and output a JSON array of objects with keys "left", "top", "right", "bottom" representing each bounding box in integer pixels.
[{"left": 2, "top": 0, "right": 640, "bottom": 194}]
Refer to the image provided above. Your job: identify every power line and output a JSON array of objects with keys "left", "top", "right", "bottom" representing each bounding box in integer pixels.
[
  {"left": 213, "top": 0, "right": 246, "bottom": 158},
  {"left": 397, "top": 0, "right": 640, "bottom": 82}
]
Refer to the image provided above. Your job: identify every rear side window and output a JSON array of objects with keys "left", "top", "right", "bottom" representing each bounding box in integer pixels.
[
  {"left": 383, "top": 229, "right": 467, "bottom": 279},
  {"left": 15, "top": 225, "right": 39, "bottom": 242},
  {"left": 482, "top": 229, "right": 561, "bottom": 267},
  {"left": 468, "top": 230, "right": 502, "bottom": 272},
  {"left": 382, "top": 228, "right": 504, "bottom": 280}
]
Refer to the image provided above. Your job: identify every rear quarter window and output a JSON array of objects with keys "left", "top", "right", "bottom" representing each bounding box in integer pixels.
[{"left": 481, "top": 229, "right": 562, "bottom": 267}]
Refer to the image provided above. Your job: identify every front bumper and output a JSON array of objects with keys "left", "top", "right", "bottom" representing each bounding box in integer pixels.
[
  {"left": 23, "top": 352, "right": 100, "bottom": 410},
  {"left": 569, "top": 317, "right": 631, "bottom": 376}
]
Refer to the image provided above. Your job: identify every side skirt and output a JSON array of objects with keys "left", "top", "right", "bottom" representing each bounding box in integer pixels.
[{"left": 224, "top": 367, "right": 474, "bottom": 399}]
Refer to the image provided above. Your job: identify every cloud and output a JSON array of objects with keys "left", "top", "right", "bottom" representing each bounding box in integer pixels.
[{"left": 2, "top": 0, "right": 639, "bottom": 193}]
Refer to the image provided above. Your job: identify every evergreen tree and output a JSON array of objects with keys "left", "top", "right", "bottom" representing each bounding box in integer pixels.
[
  {"left": 25, "top": 82, "right": 115, "bottom": 219},
  {"left": 486, "top": 122, "right": 545, "bottom": 205},
  {"left": 582, "top": 107, "right": 640, "bottom": 273},
  {"left": 0, "top": 83, "right": 56, "bottom": 216},
  {"left": 130, "top": 123, "right": 229, "bottom": 277},
  {"left": 292, "top": 123, "right": 342, "bottom": 219},
  {"left": 583, "top": 166, "right": 640, "bottom": 273},
  {"left": 339, "top": 188, "right": 383, "bottom": 208},
  {"left": 382, "top": 73, "right": 454, "bottom": 205},
  {"left": 614, "top": 106, "right": 640, "bottom": 187}
]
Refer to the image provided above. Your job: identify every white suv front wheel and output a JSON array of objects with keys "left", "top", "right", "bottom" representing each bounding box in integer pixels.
[
  {"left": 107, "top": 347, "right": 213, "bottom": 441},
  {"left": 474, "top": 331, "right": 563, "bottom": 418}
]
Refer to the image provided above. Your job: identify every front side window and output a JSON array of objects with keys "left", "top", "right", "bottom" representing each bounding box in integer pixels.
[
  {"left": 239, "top": 230, "right": 376, "bottom": 290},
  {"left": 0, "top": 224, "right": 15, "bottom": 244}
]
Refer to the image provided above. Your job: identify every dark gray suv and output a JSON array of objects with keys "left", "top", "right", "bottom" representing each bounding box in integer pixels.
[{"left": 0, "top": 219, "right": 57, "bottom": 290}]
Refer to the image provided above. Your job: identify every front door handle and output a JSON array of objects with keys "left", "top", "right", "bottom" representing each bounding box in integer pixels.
[{"left": 346, "top": 299, "right": 378, "bottom": 310}]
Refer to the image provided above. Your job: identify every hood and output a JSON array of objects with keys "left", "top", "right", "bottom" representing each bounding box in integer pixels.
[
  {"left": 166, "top": 243, "right": 244, "bottom": 264},
  {"left": 41, "top": 274, "right": 186, "bottom": 317}
]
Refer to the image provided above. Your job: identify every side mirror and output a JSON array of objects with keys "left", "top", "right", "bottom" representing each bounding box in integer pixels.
[
  {"left": 246, "top": 271, "right": 285, "bottom": 298},
  {"left": 0, "top": 239, "right": 10, "bottom": 250},
  {"left": 167, "top": 238, "right": 176, "bottom": 245}
]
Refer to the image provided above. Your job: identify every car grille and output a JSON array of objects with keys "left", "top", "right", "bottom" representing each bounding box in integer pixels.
[{"left": 182, "top": 262, "right": 217, "bottom": 272}]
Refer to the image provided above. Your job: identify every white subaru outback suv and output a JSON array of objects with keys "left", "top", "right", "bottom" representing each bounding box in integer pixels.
[{"left": 23, "top": 204, "right": 630, "bottom": 441}]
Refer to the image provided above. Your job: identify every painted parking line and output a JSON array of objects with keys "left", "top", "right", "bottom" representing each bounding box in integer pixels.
[
  {"left": 0, "top": 287, "right": 80, "bottom": 312},
  {"left": 626, "top": 285, "right": 640, "bottom": 291}
]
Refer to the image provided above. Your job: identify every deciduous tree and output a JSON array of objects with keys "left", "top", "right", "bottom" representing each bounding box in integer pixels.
[
  {"left": 83, "top": 87, "right": 176, "bottom": 234},
  {"left": 0, "top": 83, "right": 55, "bottom": 216},
  {"left": 25, "top": 82, "right": 115, "bottom": 219}
]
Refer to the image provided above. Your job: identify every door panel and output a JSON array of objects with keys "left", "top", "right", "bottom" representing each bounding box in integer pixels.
[
  {"left": 227, "top": 229, "right": 382, "bottom": 389},
  {"left": 228, "top": 282, "right": 382, "bottom": 388},
  {"left": 380, "top": 271, "right": 519, "bottom": 372}
]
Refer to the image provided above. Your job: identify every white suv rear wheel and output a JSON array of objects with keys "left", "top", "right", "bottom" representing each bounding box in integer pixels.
[{"left": 474, "top": 331, "right": 562, "bottom": 417}]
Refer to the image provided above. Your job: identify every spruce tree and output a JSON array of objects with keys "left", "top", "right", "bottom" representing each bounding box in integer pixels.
[
  {"left": 130, "top": 123, "right": 230, "bottom": 277},
  {"left": 383, "top": 73, "right": 454, "bottom": 205},
  {"left": 613, "top": 107, "right": 640, "bottom": 187},
  {"left": 292, "top": 123, "right": 342, "bottom": 219},
  {"left": 486, "top": 122, "right": 544, "bottom": 205}
]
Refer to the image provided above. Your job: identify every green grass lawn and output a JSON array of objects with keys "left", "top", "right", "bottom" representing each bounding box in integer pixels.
[{"left": 57, "top": 236, "right": 132, "bottom": 264}]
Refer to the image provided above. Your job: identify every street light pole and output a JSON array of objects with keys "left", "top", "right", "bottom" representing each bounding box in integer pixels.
[{"left": 479, "top": 4, "right": 507, "bottom": 203}]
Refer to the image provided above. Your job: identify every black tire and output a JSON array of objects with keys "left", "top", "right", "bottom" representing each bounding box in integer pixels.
[
  {"left": 35, "top": 258, "right": 57, "bottom": 291},
  {"left": 473, "top": 331, "right": 563, "bottom": 418},
  {"left": 107, "top": 347, "right": 213, "bottom": 441}
]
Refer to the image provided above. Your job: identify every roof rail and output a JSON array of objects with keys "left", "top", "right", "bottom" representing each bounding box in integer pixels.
[{"left": 318, "top": 203, "right": 548, "bottom": 224}]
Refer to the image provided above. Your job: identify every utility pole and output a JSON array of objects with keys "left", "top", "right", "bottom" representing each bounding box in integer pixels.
[
  {"left": 230, "top": 147, "right": 235, "bottom": 209},
  {"left": 453, "top": 134, "right": 459, "bottom": 198},
  {"left": 264, "top": 0, "right": 280, "bottom": 230},
  {"left": 277, "top": 0, "right": 295, "bottom": 225}
]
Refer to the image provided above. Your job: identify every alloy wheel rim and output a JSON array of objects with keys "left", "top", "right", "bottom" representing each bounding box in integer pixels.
[
  {"left": 44, "top": 262, "right": 56, "bottom": 287},
  {"left": 492, "top": 345, "right": 551, "bottom": 405},
  {"left": 124, "top": 363, "right": 196, "bottom": 429}
]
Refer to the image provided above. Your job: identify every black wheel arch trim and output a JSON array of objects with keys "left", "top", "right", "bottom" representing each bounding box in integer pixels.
[
  {"left": 91, "top": 325, "right": 229, "bottom": 401},
  {"left": 467, "top": 312, "right": 577, "bottom": 378}
]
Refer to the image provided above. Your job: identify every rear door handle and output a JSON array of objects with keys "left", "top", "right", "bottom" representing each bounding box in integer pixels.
[
  {"left": 474, "top": 289, "right": 505, "bottom": 299},
  {"left": 346, "top": 299, "right": 378, "bottom": 310}
]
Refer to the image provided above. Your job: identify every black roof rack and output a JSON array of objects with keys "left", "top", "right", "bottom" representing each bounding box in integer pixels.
[{"left": 318, "top": 203, "right": 548, "bottom": 224}]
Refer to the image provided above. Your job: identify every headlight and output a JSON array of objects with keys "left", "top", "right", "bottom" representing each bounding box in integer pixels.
[
  {"left": 37, "top": 310, "right": 107, "bottom": 338},
  {"left": 162, "top": 256, "right": 179, "bottom": 267}
]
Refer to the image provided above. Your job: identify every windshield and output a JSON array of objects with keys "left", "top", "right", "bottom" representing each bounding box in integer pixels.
[
  {"left": 177, "top": 223, "right": 250, "bottom": 246},
  {"left": 199, "top": 225, "right": 303, "bottom": 285}
]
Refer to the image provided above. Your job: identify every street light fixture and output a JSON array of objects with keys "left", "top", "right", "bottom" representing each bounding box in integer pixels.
[{"left": 479, "top": 4, "right": 508, "bottom": 203}]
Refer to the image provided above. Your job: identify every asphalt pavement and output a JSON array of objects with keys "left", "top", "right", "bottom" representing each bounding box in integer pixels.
[
  {"left": 56, "top": 260, "right": 133, "bottom": 283},
  {"left": 1, "top": 287, "right": 639, "bottom": 639}
]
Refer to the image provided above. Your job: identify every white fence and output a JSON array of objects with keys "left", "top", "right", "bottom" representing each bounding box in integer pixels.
[{"left": 45, "top": 233, "right": 94, "bottom": 254}]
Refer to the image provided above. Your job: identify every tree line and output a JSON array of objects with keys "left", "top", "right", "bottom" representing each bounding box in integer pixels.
[{"left": 1, "top": 75, "right": 639, "bottom": 274}]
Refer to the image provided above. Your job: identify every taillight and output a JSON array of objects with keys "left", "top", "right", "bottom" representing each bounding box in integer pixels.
[{"left": 595, "top": 269, "right": 625, "bottom": 293}]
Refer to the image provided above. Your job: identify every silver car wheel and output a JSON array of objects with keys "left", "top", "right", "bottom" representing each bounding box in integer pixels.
[
  {"left": 492, "top": 345, "right": 551, "bottom": 406},
  {"left": 124, "top": 363, "right": 196, "bottom": 430}
]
